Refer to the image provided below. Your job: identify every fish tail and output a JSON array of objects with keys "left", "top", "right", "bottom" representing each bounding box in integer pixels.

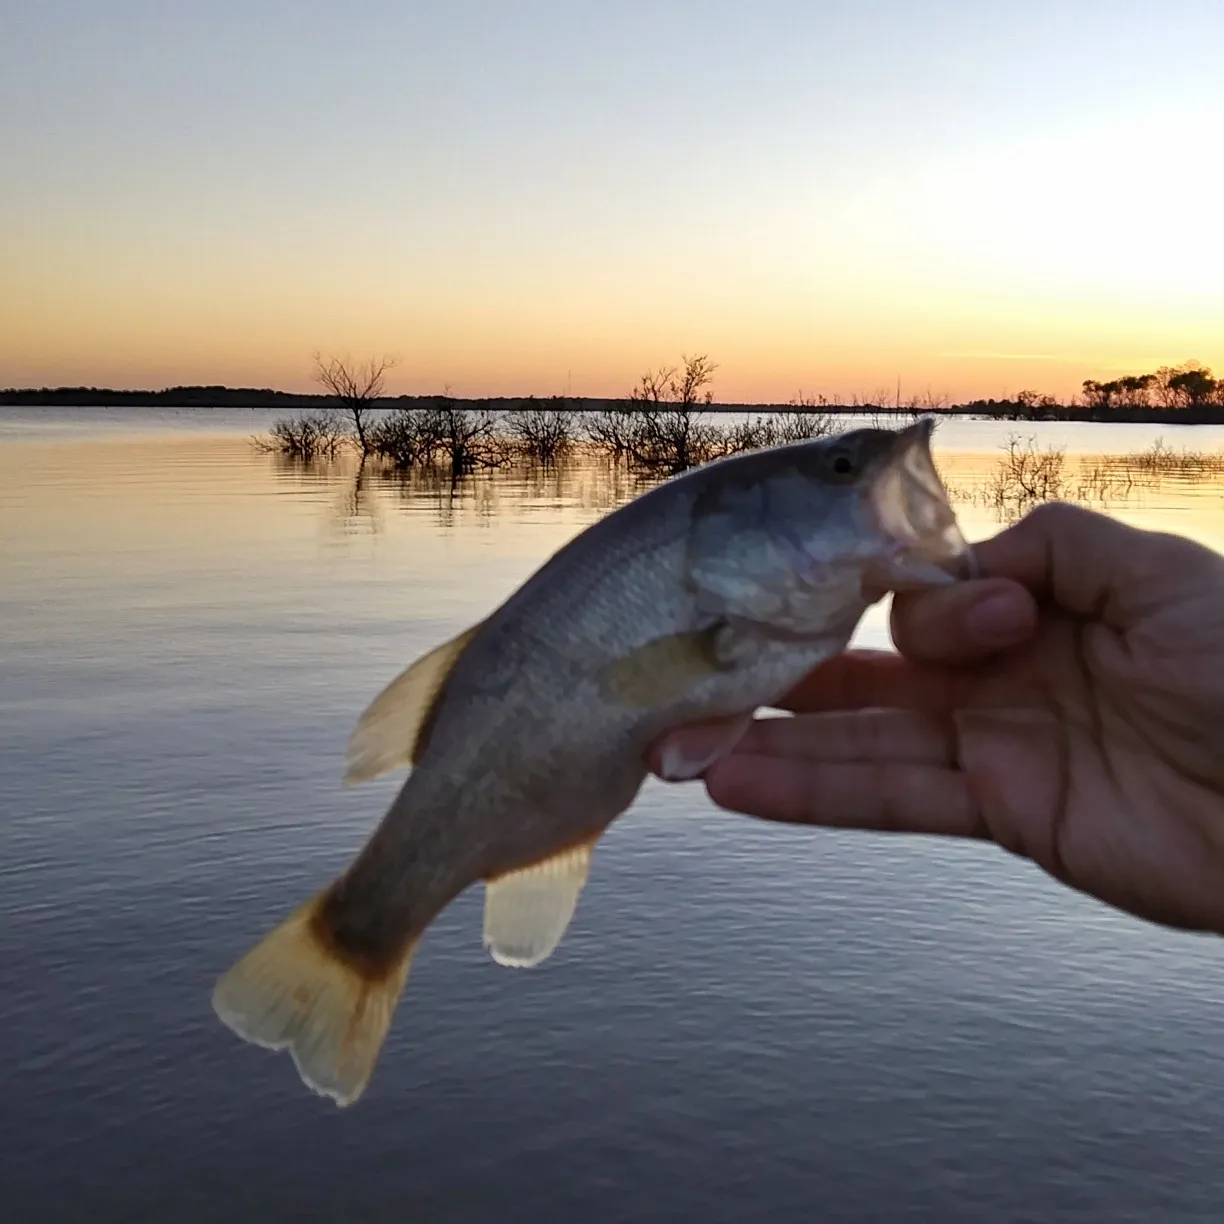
[{"left": 211, "top": 888, "right": 415, "bottom": 1108}]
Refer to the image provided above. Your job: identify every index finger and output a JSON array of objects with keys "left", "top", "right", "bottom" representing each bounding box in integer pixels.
[
  {"left": 704, "top": 753, "right": 980, "bottom": 839},
  {"left": 779, "top": 649, "right": 968, "bottom": 715}
]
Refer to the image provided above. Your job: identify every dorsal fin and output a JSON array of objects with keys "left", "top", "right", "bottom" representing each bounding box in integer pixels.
[{"left": 344, "top": 623, "right": 482, "bottom": 785}]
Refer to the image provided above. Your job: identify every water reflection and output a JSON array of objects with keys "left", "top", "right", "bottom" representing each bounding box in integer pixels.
[
  {"left": 7, "top": 420, "right": 1224, "bottom": 1221},
  {"left": 266, "top": 449, "right": 656, "bottom": 536},
  {"left": 263, "top": 439, "right": 1224, "bottom": 545},
  {"left": 940, "top": 437, "right": 1224, "bottom": 526},
  {"left": 374, "top": 454, "right": 654, "bottom": 525}
]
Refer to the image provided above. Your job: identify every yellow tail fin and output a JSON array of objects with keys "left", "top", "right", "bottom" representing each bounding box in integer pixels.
[{"left": 212, "top": 891, "right": 415, "bottom": 1107}]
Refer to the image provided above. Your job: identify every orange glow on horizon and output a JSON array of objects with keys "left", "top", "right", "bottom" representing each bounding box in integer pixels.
[{"left": 2, "top": 6, "right": 1221, "bottom": 405}]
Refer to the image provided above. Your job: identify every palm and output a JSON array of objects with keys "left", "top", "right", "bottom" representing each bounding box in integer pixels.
[{"left": 921, "top": 606, "right": 1224, "bottom": 932}]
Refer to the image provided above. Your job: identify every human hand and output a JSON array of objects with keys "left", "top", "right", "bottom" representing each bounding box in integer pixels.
[{"left": 650, "top": 503, "right": 1224, "bottom": 934}]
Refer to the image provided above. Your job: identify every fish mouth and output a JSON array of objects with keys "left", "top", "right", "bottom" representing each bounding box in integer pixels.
[{"left": 863, "top": 417, "right": 976, "bottom": 592}]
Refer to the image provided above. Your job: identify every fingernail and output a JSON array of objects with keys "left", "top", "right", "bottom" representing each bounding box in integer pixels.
[
  {"left": 965, "top": 592, "right": 1031, "bottom": 647},
  {"left": 650, "top": 730, "right": 719, "bottom": 781},
  {"left": 657, "top": 739, "right": 703, "bottom": 782}
]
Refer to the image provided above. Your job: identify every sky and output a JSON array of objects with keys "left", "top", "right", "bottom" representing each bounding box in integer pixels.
[{"left": 1, "top": 0, "right": 1221, "bottom": 403}]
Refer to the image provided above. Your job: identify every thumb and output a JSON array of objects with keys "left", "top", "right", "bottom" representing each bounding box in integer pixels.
[
  {"left": 971, "top": 501, "right": 1212, "bottom": 627},
  {"left": 890, "top": 578, "right": 1038, "bottom": 665}
]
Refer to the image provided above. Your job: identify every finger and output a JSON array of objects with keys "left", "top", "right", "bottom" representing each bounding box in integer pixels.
[
  {"left": 729, "top": 710, "right": 956, "bottom": 766},
  {"left": 646, "top": 712, "right": 752, "bottom": 781},
  {"left": 890, "top": 577, "right": 1038, "bottom": 665},
  {"left": 780, "top": 650, "right": 968, "bottom": 716},
  {"left": 971, "top": 502, "right": 1214, "bottom": 627},
  {"left": 704, "top": 754, "right": 981, "bottom": 838}
]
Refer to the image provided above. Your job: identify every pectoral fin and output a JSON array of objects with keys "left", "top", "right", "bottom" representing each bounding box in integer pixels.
[
  {"left": 599, "top": 626, "right": 729, "bottom": 708},
  {"left": 345, "top": 623, "right": 482, "bottom": 785},
  {"left": 483, "top": 841, "right": 596, "bottom": 968}
]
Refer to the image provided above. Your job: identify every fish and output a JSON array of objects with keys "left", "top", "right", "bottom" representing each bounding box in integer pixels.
[{"left": 212, "top": 417, "right": 973, "bottom": 1106}]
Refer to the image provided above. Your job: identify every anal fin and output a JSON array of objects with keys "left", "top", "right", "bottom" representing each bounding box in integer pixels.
[{"left": 483, "top": 841, "right": 595, "bottom": 968}]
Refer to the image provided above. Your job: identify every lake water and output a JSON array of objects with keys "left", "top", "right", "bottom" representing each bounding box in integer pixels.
[{"left": 4, "top": 409, "right": 1224, "bottom": 1222}]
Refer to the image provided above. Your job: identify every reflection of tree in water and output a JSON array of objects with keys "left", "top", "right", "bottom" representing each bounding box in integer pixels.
[
  {"left": 268, "top": 452, "right": 335, "bottom": 486},
  {"left": 508, "top": 459, "right": 647, "bottom": 514},
  {"left": 262, "top": 448, "right": 672, "bottom": 536},
  {"left": 373, "top": 457, "right": 656, "bottom": 528},
  {"left": 942, "top": 437, "right": 1224, "bottom": 525},
  {"left": 264, "top": 451, "right": 383, "bottom": 537},
  {"left": 331, "top": 459, "right": 382, "bottom": 535},
  {"left": 374, "top": 464, "right": 497, "bottom": 529},
  {"left": 264, "top": 436, "right": 1224, "bottom": 544}
]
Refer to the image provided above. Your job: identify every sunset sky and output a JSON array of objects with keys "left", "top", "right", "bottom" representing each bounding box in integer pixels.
[{"left": 2, "top": 0, "right": 1221, "bottom": 403}]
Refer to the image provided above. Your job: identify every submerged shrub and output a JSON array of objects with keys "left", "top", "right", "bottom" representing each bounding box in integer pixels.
[
  {"left": 504, "top": 403, "right": 576, "bottom": 463},
  {"left": 370, "top": 408, "right": 444, "bottom": 468},
  {"left": 1121, "top": 437, "right": 1224, "bottom": 478},
  {"left": 261, "top": 411, "right": 349, "bottom": 460},
  {"left": 584, "top": 408, "right": 634, "bottom": 458}
]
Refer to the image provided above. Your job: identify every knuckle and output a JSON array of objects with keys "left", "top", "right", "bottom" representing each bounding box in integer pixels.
[{"left": 1024, "top": 500, "right": 1089, "bottom": 532}]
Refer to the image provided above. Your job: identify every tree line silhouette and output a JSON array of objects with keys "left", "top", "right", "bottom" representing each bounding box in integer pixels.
[{"left": 4, "top": 359, "right": 1221, "bottom": 423}]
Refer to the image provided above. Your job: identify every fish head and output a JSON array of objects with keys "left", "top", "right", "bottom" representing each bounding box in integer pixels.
[
  {"left": 687, "top": 418, "right": 973, "bottom": 634},
  {"left": 853, "top": 416, "right": 976, "bottom": 593}
]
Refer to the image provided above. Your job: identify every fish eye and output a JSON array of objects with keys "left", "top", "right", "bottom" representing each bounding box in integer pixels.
[{"left": 826, "top": 446, "right": 858, "bottom": 481}]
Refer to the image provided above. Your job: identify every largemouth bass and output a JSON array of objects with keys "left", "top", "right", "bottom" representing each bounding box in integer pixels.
[{"left": 213, "top": 418, "right": 972, "bottom": 1105}]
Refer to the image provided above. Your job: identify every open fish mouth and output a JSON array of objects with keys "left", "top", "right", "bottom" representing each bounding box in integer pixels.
[{"left": 863, "top": 418, "right": 977, "bottom": 591}]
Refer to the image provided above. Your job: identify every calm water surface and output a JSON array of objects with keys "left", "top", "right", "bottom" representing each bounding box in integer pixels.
[{"left": 4, "top": 411, "right": 1224, "bottom": 1222}]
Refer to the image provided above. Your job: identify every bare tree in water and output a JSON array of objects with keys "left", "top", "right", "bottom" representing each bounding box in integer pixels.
[
  {"left": 623, "top": 353, "right": 722, "bottom": 473},
  {"left": 312, "top": 352, "right": 399, "bottom": 456}
]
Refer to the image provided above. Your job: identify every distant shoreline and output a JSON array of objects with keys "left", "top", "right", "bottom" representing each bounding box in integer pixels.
[{"left": 3, "top": 387, "right": 1224, "bottom": 425}]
